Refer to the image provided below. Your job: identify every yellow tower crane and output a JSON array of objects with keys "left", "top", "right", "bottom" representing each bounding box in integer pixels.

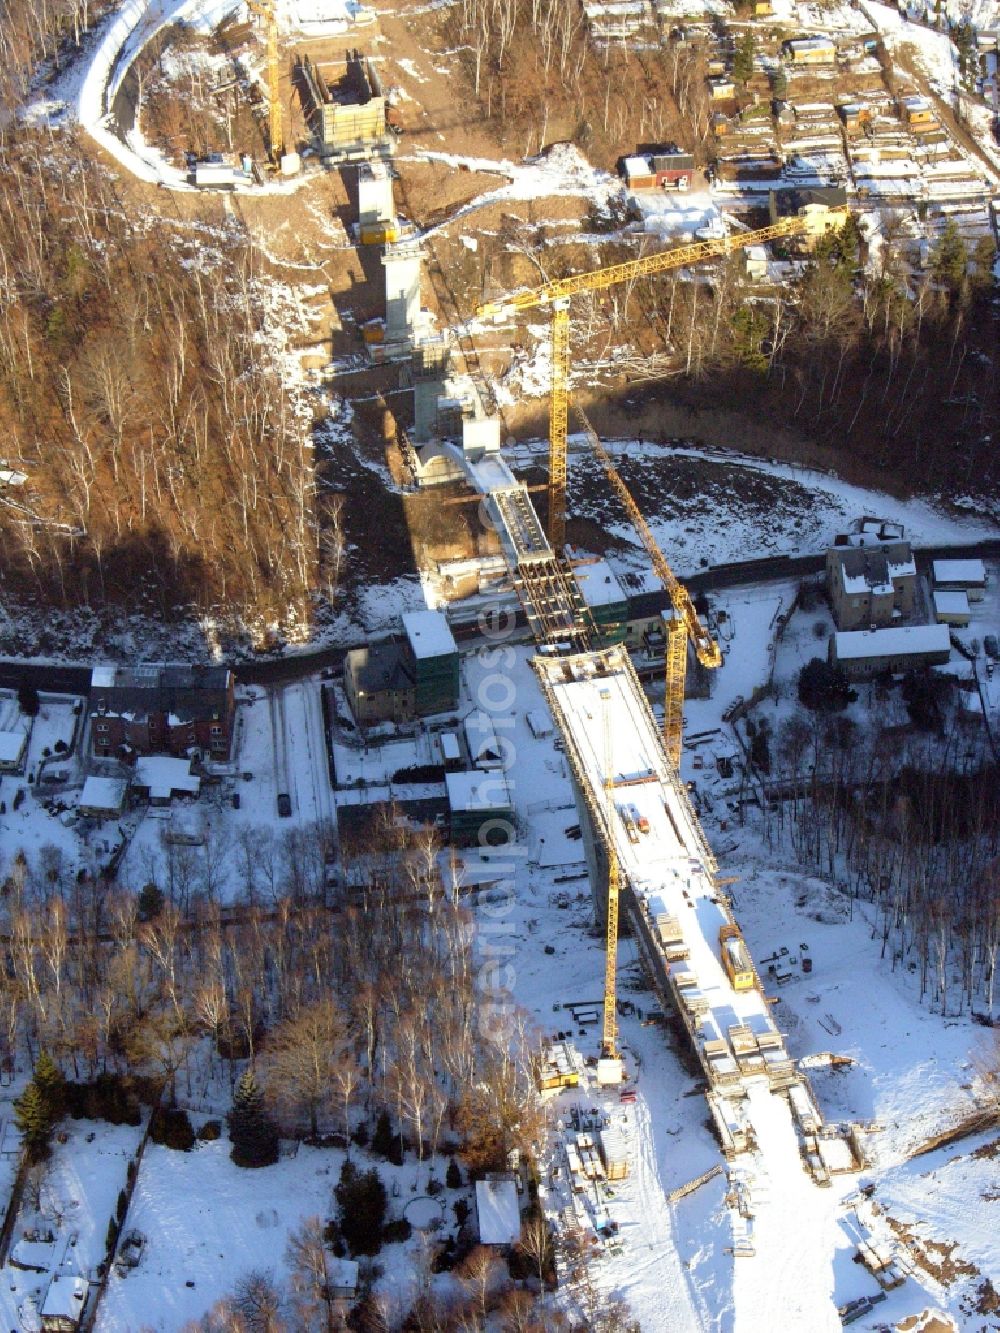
[
  {"left": 476, "top": 212, "right": 830, "bottom": 553},
  {"left": 600, "top": 686, "right": 621, "bottom": 1071},
  {"left": 246, "top": 0, "right": 284, "bottom": 162},
  {"left": 576, "top": 405, "right": 721, "bottom": 769}
]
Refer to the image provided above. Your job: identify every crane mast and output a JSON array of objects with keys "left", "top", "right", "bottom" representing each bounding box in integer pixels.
[
  {"left": 476, "top": 212, "right": 834, "bottom": 551},
  {"left": 246, "top": 0, "right": 284, "bottom": 162},
  {"left": 575, "top": 406, "right": 721, "bottom": 767}
]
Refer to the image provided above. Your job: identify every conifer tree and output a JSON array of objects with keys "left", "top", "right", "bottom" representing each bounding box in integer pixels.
[
  {"left": 33, "top": 1050, "right": 65, "bottom": 1121},
  {"left": 15, "top": 1081, "right": 54, "bottom": 1163},
  {"left": 372, "top": 1108, "right": 395, "bottom": 1159},
  {"left": 228, "top": 1067, "right": 279, "bottom": 1168}
]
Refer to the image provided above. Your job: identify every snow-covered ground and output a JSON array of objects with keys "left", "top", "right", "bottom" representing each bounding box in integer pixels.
[
  {"left": 0, "top": 1121, "right": 144, "bottom": 1333},
  {"left": 97, "top": 1137, "right": 462, "bottom": 1330},
  {"left": 513, "top": 436, "right": 1000, "bottom": 579}
]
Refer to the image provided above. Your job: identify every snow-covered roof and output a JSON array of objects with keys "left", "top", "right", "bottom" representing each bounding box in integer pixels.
[
  {"left": 91, "top": 665, "right": 116, "bottom": 688},
  {"left": 475, "top": 1176, "right": 520, "bottom": 1245},
  {"left": 526, "top": 709, "right": 553, "bottom": 738},
  {"left": 933, "top": 590, "right": 970, "bottom": 617},
  {"left": 79, "top": 775, "right": 128, "bottom": 812},
  {"left": 624, "top": 155, "right": 652, "bottom": 176},
  {"left": 0, "top": 730, "right": 27, "bottom": 763},
  {"left": 832, "top": 624, "right": 951, "bottom": 661},
  {"left": 134, "top": 756, "right": 200, "bottom": 801},
  {"left": 932, "top": 558, "right": 986, "bottom": 587},
  {"left": 573, "top": 559, "right": 627, "bottom": 609},
  {"left": 445, "top": 769, "right": 512, "bottom": 814},
  {"left": 464, "top": 711, "right": 502, "bottom": 768},
  {"left": 438, "top": 732, "right": 461, "bottom": 762},
  {"left": 402, "top": 610, "right": 457, "bottom": 660},
  {"left": 40, "top": 1272, "right": 88, "bottom": 1319}
]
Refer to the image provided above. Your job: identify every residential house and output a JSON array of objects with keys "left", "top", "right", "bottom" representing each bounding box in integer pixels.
[
  {"left": 90, "top": 665, "right": 235, "bottom": 760},
  {"left": 826, "top": 535, "right": 917, "bottom": 630}
]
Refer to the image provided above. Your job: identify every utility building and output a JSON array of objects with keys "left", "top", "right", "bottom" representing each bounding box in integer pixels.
[
  {"left": 932, "top": 558, "right": 986, "bottom": 601},
  {"left": 830, "top": 624, "right": 951, "bottom": 677},
  {"left": 446, "top": 769, "right": 513, "bottom": 846}
]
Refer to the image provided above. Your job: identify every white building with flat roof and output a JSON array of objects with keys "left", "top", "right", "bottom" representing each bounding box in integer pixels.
[{"left": 932, "top": 558, "right": 986, "bottom": 600}]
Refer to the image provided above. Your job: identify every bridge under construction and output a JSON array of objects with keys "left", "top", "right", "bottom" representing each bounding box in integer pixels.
[{"left": 462, "top": 449, "right": 865, "bottom": 1304}]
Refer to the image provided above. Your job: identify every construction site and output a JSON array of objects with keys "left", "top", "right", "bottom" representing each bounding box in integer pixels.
[{"left": 9, "top": 0, "right": 1000, "bottom": 1324}]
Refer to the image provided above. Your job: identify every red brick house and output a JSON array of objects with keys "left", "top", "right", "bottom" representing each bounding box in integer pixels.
[{"left": 90, "top": 664, "right": 235, "bottom": 760}]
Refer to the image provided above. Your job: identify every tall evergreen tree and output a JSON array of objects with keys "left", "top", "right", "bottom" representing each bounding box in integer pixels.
[
  {"left": 33, "top": 1050, "right": 65, "bottom": 1121},
  {"left": 334, "top": 1159, "right": 387, "bottom": 1257},
  {"left": 228, "top": 1067, "right": 279, "bottom": 1168},
  {"left": 734, "top": 30, "right": 755, "bottom": 85},
  {"left": 15, "top": 1081, "right": 54, "bottom": 1163}
]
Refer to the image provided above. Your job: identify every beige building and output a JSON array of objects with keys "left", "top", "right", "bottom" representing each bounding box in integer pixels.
[
  {"left": 826, "top": 537, "right": 916, "bottom": 630},
  {"left": 344, "top": 643, "right": 415, "bottom": 724}
]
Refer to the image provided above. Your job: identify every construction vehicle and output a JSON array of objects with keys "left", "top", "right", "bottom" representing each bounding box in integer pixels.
[
  {"left": 576, "top": 405, "right": 722, "bottom": 768},
  {"left": 246, "top": 0, "right": 283, "bottom": 162},
  {"left": 476, "top": 213, "right": 832, "bottom": 552},
  {"left": 719, "top": 923, "right": 756, "bottom": 991},
  {"left": 598, "top": 687, "right": 623, "bottom": 1086}
]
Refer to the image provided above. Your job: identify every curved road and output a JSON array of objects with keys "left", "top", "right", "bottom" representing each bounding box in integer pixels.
[{"left": 4, "top": 538, "right": 1000, "bottom": 695}]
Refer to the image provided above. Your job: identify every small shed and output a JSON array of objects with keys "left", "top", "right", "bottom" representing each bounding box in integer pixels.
[
  {"left": 79, "top": 775, "right": 128, "bottom": 820},
  {"left": 463, "top": 711, "right": 504, "bottom": 769},
  {"left": 328, "top": 1257, "right": 359, "bottom": 1300},
  {"left": 0, "top": 729, "right": 27, "bottom": 773},
  {"left": 526, "top": 709, "right": 553, "bottom": 739},
  {"left": 932, "top": 558, "right": 986, "bottom": 600},
  {"left": 133, "top": 756, "right": 200, "bottom": 806},
  {"left": 933, "top": 589, "right": 971, "bottom": 627},
  {"left": 744, "top": 245, "right": 769, "bottom": 281},
  {"left": 474, "top": 1175, "right": 521, "bottom": 1246},
  {"left": 622, "top": 155, "right": 656, "bottom": 190},
  {"left": 435, "top": 731, "right": 463, "bottom": 770}
]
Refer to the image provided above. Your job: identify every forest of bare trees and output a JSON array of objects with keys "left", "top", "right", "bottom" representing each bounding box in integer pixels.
[
  {"left": 3, "top": 807, "right": 646, "bottom": 1330},
  {"left": 450, "top": 0, "right": 710, "bottom": 158},
  {"left": 0, "top": 130, "right": 317, "bottom": 637},
  {"left": 749, "top": 688, "right": 1000, "bottom": 1021}
]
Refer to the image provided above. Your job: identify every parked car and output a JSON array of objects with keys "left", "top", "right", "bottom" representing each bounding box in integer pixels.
[
  {"left": 984, "top": 634, "right": 998, "bottom": 660},
  {"left": 277, "top": 792, "right": 292, "bottom": 817}
]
